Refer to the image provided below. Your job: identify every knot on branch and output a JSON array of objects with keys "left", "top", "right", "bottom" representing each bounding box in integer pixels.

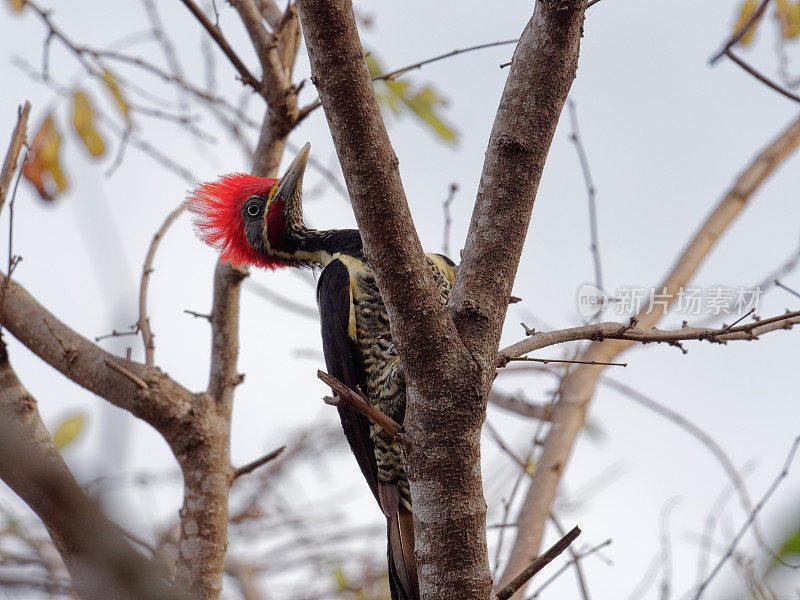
[{"left": 496, "top": 134, "right": 532, "bottom": 157}]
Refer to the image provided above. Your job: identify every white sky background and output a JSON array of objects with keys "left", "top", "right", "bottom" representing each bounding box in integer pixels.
[{"left": 1, "top": 0, "right": 799, "bottom": 598}]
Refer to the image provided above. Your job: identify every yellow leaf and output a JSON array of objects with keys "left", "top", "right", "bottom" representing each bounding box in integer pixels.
[
  {"left": 777, "top": 0, "right": 800, "bottom": 38},
  {"left": 22, "top": 115, "right": 68, "bottom": 200},
  {"left": 72, "top": 91, "right": 105, "bottom": 158},
  {"left": 8, "top": 0, "right": 24, "bottom": 11},
  {"left": 52, "top": 414, "right": 85, "bottom": 450},
  {"left": 734, "top": 0, "right": 763, "bottom": 46},
  {"left": 101, "top": 69, "right": 129, "bottom": 118}
]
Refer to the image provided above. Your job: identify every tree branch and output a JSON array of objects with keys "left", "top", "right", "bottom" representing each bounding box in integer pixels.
[
  {"left": 498, "top": 113, "right": 800, "bottom": 596},
  {"left": 0, "top": 273, "right": 194, "bottom": 428},
  {"left": 233, "top": 445, "right": 286, "bottom": 479},
  {"left": 318, "top": 370, "right": 407, "bottom": 445},
  {"left": 449, "top": 0, "right": 586, "bottom": 366},
  {"left": 723, "top": 49, "right": 800, "bottom": 104},
  {"left": 495, "top": 526, "right": 581, "bottom": 600},
  {"left": 139, "top": 204, "right": 185, "bottom": 366},
  {"left": 0, "top": 102, "right": 30, "bottom": 210},
  {"left": 296, "top": 2, "right": 587, "bottom": 598},
  {"left": 499, "top": 310, "right": 800, "bottom": 360},
  {"left": 177, "top": 0, "right": 261, "bottom": 91},
  {"left": 0, "top": 343, "right": 188, "bottom": 600},
  {"left": 709, "top": 0, "right": 770, "bottom": 64}
]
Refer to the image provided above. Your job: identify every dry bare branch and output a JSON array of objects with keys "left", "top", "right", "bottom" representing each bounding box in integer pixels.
[
  {"left": 692, "top": 436, "right": 800, "bottom": 598},
  {"left": 498, "top": 113, "right": 800, "bottom": 596},
  {"left": 318, "top": 370, "right": 407, "bottom": 445},
  {"left": 139, "top": 204, "right": 185, "bottom": 366},
  {"left": 0, "top": 343, "right": 188, "bottom": 600},
  {"left": 499, "top": 310, "right": 800, "bottom": 360},
  {"left": 0, "top": 102, "right": 30, "bottom": 210},
  {"left": 495, "top": 526, "right": 581, "bottom": 600},
  {"left": 724, "top": 49, "right": 800, "bottom": 104},
  {"left": 297, "top": 1, "right": 587, "bottom": 597},
  {"left": 177, "top": 0, "right": 261, "bottom": 90},
  {"left": 709, "top": 0, "right": 770, "bottom": 64}
]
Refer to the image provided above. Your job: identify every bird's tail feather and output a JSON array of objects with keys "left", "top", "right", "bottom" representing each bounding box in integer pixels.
[{"left": 380, "top": 482, "right": 418, "bottom": 600}]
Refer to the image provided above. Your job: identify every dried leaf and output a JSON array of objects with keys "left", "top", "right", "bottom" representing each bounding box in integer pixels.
[
  {"left": 72, "top": 91, "right": 105, "bottom": 157},
  {"left": 734, "top": 0, "right": 763, "bottom": 46},
  {"left": 22, "top": 115, "right": 68, "bottom": 200},
  {"left": 52, "top": 414, "right": 85, "bottom": 450},
  {"left": 101, "top": 69, "right": 130, "bottom": 118},
  {"left": 8, "top": 0, "right": 24, "bottom": 11}
]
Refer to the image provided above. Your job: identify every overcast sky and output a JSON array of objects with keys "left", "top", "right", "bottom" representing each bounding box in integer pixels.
[{"left": 1, "top": 0, "right": 799, "bottom": 598}]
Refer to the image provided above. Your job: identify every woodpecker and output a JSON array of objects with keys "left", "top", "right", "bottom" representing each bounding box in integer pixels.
[{"left": 187, "top": 144, "right": 455, "bottom": 600}]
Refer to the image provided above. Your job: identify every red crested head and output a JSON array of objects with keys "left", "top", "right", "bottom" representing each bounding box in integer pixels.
[
  {"left": 186, "top": 173, "right": 283, "bottom": 269},
  {"left": 186, "top": 144, "right": 312, "bottom": 271}
]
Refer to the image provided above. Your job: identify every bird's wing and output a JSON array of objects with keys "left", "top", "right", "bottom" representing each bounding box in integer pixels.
[{"left": 317, "top": 258, "right": 380, "bottom": 502}]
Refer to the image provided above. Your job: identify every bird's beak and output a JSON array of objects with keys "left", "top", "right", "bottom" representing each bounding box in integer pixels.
[{"left": 273, "top": 143, "right": 310, "bottom": 202}]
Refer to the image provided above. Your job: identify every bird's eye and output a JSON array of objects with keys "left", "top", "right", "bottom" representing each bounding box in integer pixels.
[{"left": 246, "top": 203, "right": 261, "bottom": 217}]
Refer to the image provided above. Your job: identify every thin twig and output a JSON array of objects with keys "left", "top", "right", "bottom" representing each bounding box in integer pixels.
[
  {"left": 775, "top": 279, "right": 800, "bottom": 300},
  {"left": 94, "top": 326, "right": 138, "bottom": 342},
  {"left": 300, "top": 38, "right": 525, "bottom": 115},
  {"left": 496, "top": 526, "right": 582, "bottom": 600},
  {"left": 0, "top": 103, "right": 30, "bottom": 337},
  {"left": 709, "top": 0, "right": 771, "bottom": 64},
  {"left": 550, "top": 513, "right": 592, "bottom": 600},
  {"left": 692, "top": 435, "right": 800, "bottom": 599},
  {"left": 528, "top": 538, "right": 612, "bottom": 599},
  {"left": 505, "top": 357, "right": 627, "bottom": 367},
  {"left": 233, "top": 445, "right": 286, "bottom": 479},
  {"left": 657, "top": 497, "right": 680, "bottom": 600},
  {"left": 601, "top": 376, "right": 788, "bottom": 566},
  {"left": 499, "top": 309, "right": 800, "bottom": 361},
  {"left": 105, "top": 358, "right": 150, "bottom": 391},
  {"left": 442, "top": 182, "right": 457, "bottom": 257},
  {"left": 724, "top": 49, "right": 800, "bottom": 104},
  {"left": 567, "top": 100, "right": 603, "bottom": 297},
  {"left": 317, "top": 370, "right": 406, "bottom": 445},
  {"left": 184, "top": 309, "right": 211, "bottom": 320},
  {"left": 177, "top": 0, "right": 261, "bottom": 91},
  {"left": 0, "top": 102, "right": 31, "bottom": 210},
  {"left": 373, "top": 39, "right": 520, "bottom": 82},
  {"left": 139, "top": 204, "right": 185, "bottom": 365}
]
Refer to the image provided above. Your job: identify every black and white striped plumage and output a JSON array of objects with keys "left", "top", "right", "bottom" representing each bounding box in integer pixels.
[{"left": 188, "top": 145, "right": 456, "bottom": 600}]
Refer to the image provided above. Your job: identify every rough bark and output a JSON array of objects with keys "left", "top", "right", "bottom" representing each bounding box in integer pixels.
[
  {"left": 450, "top": 0, "right": 586, "bottom": 366},
  {"left": 0, "top": 344, "right": 187, "bottom": 600},
  {"left": 172, "top": 3, "right": 301, "bottom": 595},
  {"left": 295, "top": 1, "right": 587, "bottom": 598},
  {"left": 498, "top": 113, "right": 800, "bottom": 597}
]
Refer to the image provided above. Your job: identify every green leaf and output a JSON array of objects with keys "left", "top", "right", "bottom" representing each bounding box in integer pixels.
[
  {"left": 331, "top": 565, "right": 348, "bottom": 592},
  {"left": 52, "top": 414, "right": 86, "bottom": 449},
  {"left": 779, "top": 520, "right": 800, "bottom": 557},
  {"left": 365, "top": 53, "right": 382, "bottom": 79},
  {"left": 393, "top": 85, "right": 457, "bottom": 143},
  {"left": 366, "top": 49, "right": 457, "bottom": 144}
]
